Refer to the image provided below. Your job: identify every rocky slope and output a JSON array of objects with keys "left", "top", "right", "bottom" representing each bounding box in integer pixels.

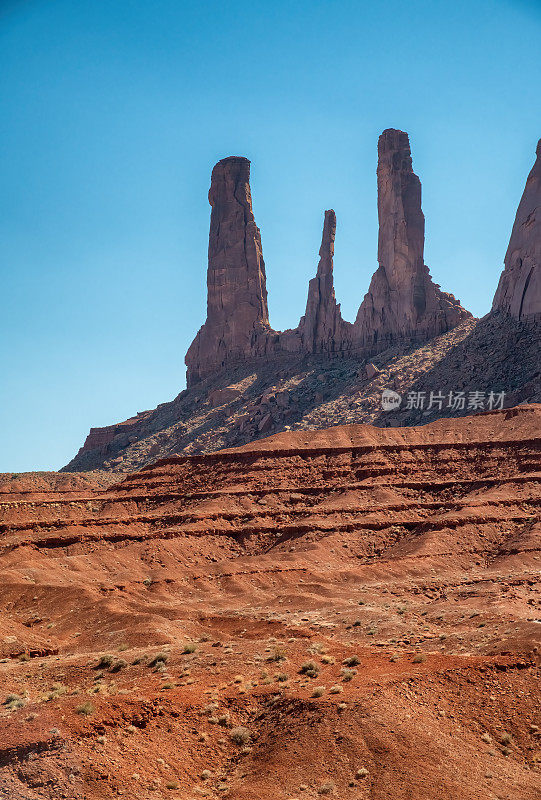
[
  {"left": 65, "top": 311, "right": 540, "bottom": 474},
  {"left": 1, "top": 405, "right": 540, "bottom": 799}
]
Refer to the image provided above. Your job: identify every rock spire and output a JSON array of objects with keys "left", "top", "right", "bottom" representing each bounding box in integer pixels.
[
  {"left": 185, "top": 156, "right": 272, "bottom": 385},
  {"left": 298, "top": 210, "right": 351, "bottom": 353},
  {"left": 492, "top": 138, "right": 541, "bottom": 320},
  {"left": 355, "top": 129, "right": 471, "bottom": 344}
]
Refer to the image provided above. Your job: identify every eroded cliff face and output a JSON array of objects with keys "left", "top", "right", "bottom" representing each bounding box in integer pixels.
[
  {"left": 354, "top": 129, "right": 470, "bottom": 344},
  {"left": 185, "top": 130, "right": 472, "bottom": 386},
  {"left": 492, "top": 138, "right": 541, "bottom": 320}
]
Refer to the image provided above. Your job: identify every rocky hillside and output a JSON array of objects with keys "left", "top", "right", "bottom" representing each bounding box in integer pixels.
[
  {"left": 1, "top": 405, "right": 540, "bottom": 799},
  {"left": 65, "top": 311, "right": 540, "bottom": 473}
]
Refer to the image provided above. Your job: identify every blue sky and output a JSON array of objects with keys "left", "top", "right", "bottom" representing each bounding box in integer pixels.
[{"left": 0, "top": 0, "right": 540, "bottom": 472}]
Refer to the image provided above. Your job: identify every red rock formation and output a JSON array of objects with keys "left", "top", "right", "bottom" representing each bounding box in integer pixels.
[
  {"left": 185, "top": 134, "right": 473, "bottom": 387},
  {"left": 355, "top": 129, "right": 471, "bottom": 345},
  {"left": 297, "top": 210, "right": 352, "bottom": 353},
  {"left": 492, "top": 138, "right": 541, "bottom": 320},
  {"left": 185, "top": 157, "right": 273, "bottom": 385}
]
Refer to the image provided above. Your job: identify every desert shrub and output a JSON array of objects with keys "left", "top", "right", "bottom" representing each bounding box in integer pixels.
[
  {"left": 321, "top": 655, "right": 335, "bottom": 664},
  {"left": 165, "top": 780, "right": 179, "bottom": 789},
  {"left": 148, "top": 652, "right": 169, "bottom": 667},
  {"left": 4, "top": 693, "right": 25, "bottom": 710},
  {"left": 275, "top": 673, "right": 288, "bottom": 682},
  {"left": 76, "top": 702, "right": 94, "bottom": 716},
  {"left": 341, "top": 669, "right": 356, "bottom": 682},
  {"left": 217, "top": 714, "right": 230, "bottom": 727},
  {"left": 318, "top": 782, "right": 334, "bottom": 795},
  {"left": 110, "top": 659, "right": 127, "bottom": 673},
  {"left": 311, "top": 686, "right": 325, "bottom": 698},
  {"left": 329, "top": 685, "right": 342, "bottom": 694},
  {"left": 343, "top": 655, "right": 360, "bottom": 667},
  {"left": 300, "top": 660, "right": 320, "bottom": 678},
  {"left": 182, "top": 643, "right": 197, "bottom": 654},
  {"left": 230, "top": 727, "right": 251, "bottom": 745},
  {"left": 267, "top": 647, "right": 286, "bottom": 662},
  {"left": 201, "top": 769, "right": 212, "bottom": 780},
  {"left": 96, "top": 654, "right": 114, "bottom": 669},
  {"left": 356, "top": 767, "right": 369, "bottom": 778},
  {"left": 412, "top": 654, "right": 426, "bottom": 664},
  {"left": 500, "top": 732, "right": 512, "bottom": 745}
]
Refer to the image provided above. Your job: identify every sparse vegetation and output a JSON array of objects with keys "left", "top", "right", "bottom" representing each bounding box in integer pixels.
[
  {"left": 356, "top": 767, "right": 369, "bottom": 778},
  {"left": 341, "top": 668, "right": 356, "bottom": 682},
  {"left": 182, "top": 643, "right": 197, "bottom": 654},
  {"left": 267, "top": 647, "right": 286, "bottom": 662},
  {"left": 412, "top": 654, "right": 426, "bottom": 664},
  {"left": 230, "top": 726, "right": 252, "bottom": 745},
  {"left": 300, "top": 660, "right": 320, "bottom": 678},
  {"left": 312, "top": 686, "right": 325, "bottom": 697},
  {"left": 76, "top": 701, "right": 94, "bottom": 716},
  {"left": 149, "top": 652, "right": 169, "bottom": 667},
  {"left": 96, "top": 654, "right": 114, "bottom": 669},
  {"left": 329, "top": 684, "right": 342, "bottom": 694},
  {"left": 342, "top": 655, "right": 360, "bottom": 667}
]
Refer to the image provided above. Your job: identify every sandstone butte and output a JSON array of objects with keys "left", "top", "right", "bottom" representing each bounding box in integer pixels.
[
  {"left": 0, "top": 404, "right": 540, "bottom": 798},
  {"left": 64, "top": 131, "right": 541, "bottom": 475}
]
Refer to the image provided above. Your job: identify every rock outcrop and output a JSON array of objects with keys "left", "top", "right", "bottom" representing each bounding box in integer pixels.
[
  {"left": 297, "top": 210, "right": 352, "bottom": 353},
  {"left": 185, "top": 131, "right": 471, "bottom": 386},
  {"left": 185, "top": 156, "right": 273, "bottom": 385},
  {"left": 492, "top": 138, "right": 541, "bottom": 320},
  {"left": 355, "top": 129, "right": 471, "bottom": 345}
]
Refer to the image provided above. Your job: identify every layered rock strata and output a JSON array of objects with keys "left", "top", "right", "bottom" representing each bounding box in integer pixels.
[{"left": 492, "top": 138, "right": 541, "bottom": 320}]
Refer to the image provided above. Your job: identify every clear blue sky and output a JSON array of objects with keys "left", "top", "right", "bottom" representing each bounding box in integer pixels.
[{"left": 0, "top": 0, "right": 540, "bottom": 472}]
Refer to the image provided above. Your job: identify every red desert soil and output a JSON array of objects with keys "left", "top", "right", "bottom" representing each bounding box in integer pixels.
[{"left": 0, "top": 405, "right": 540, "bottom": 799}]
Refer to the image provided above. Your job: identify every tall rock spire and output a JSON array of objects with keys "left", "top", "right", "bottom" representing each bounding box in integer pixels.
[
  {"left": 185, "top": 156, "right": 272, "bottom": 385},
  {"left": 355, "top": 129, "right": 471, "bottom": 344},
  {"left": 492, "top": 138, "right": 541, "bottom": 320},
  {"left": 298, "top": 210, "right": 351, "bottom": 353}
]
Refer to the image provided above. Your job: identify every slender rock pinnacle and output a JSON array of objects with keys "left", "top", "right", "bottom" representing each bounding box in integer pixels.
[
  {"left": 355, "top": 129, "right": 471, "bottom": 344},
  {"left": 185, "top": 157, "right": 271, "bottom": 384},
  {"left": 298, "top": 210, "right": 351, "bottom": 353}
]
